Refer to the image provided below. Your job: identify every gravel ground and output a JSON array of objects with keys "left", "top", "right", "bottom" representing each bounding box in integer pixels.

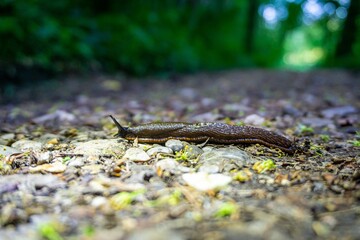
[{"left": 0, "top": 69, "right": 359, "bottom": 240}]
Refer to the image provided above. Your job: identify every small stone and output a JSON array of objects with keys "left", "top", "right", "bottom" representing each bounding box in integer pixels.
[
  {"left": 165, "top": 139, "right": 184, "bottom": 152},
  {"left": 29, "top": 162, "right": 67, "bottom": 173},
  {"left": 191, "top": 112, "right": 223, "bottom": 122},
  {"left": 47, "top": 138, "right": 59, "bottom": 145},
  {"left": 202, "top": 146, "right": 214, "bottom": 152},
  {"left": 37, "top": 152, "right": 53, "bottom": 164},
  {"left": 329, "top": 185, "right": 343, "bottom": 194},
  {"left": 179, "top": 87, "right": 197, "bottom": 100},
  {"left": 321, "top": 105, "right": 357, "bottom": 118},
  {"left": 0, "top": 145, "right": 22, "bottom": 157},
  {"left": 198, "top": 147, "right": 252, "bottom": 173},
  {"left": 81, "top": 164, "right": 103, "bottom": 175},
  {"left": 198, "top": 165, "right": 220, "bottom": 174},
  {"left": 243, "top": 114, "right": 265, "bottom": 125},
  {"left": 155, "top": 158, "right": 179, "bottom": 172},
  {"left": 301, "top": 117, "right": 334, "bottom": 128},
  {"left": 11, "top": 139, "right": 42, "bottom": 151},
  {"left": 123, "top": 148, "right": 151, "bottom": 162},
  {"left": 282, "top": 103, "right": 302, "bottom": 117},
  {"left": 312, "top": 221, "right": 331, "bottom": 237},
  {"left": 127, "top": 228, "right": 185, "bottom": 240},
  {"left": 91, "top": 196, "right": 108, "bottom": 208},
  {"left": 32, "top": 110, "right": 76, "bottom": 124},
  {"left": 0, "top": 133, "right": 15, "bottom": 145},
  {"left": 73, "top": 139, "right": 126, "bottom": 157},
  {"left": 146, "top": 146, "right": 173, "bottom": 156},
  {"left": 67, "top": 157, "right": 85, "bottom": 167},
  {"left": 182, "top": 172, "right": 232, "bottom": 192},
  {"left": 38, "top": 133, "right": 61, "bottom": 144},
  {"left": 180, "top": 144, "right": 203, "bottom": 160},
  {"left": 125, "top": 164, "right": 156, "bottom": 183}
]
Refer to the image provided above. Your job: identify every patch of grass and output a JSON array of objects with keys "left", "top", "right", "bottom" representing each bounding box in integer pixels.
[
  {"left": 298, "top": 124, "right": 314, "bottom": 134},
  {"left": 38, "top": 222, "right": 63, "bottom": 240},
  {"left": 235, "top": 121, "right": 245, "bottom": 126},
  {"left": 61, "top": 156, "right": 71, "bottom": 164},
  {"left": 309, "top": 144, "right": 324, "bottom": 156},
  {"left": 81, "top": 225, "right": 95, "bottom": 237},
  {"left": 146, "top": 189, "right": 182, "bottom": 207},
  {"left": 0, "top": 161, "right": 12, "bottom": 174},
  {"left": 175, "top": 149, "right": 189, "bottom": 161},
  {"left": 175, "top": 145, "right": 193, "bottom": 161},
  {"left": 233, "top": 169, "right": 252, "bottom": 182},
  {"left": 319, "top": 134, "right": 330, "bottom": 142},
  {"left": 214, "top": 202, "right": 238, "bottom": 218},
  {"left": 110, "top": 189, "right": 145, "bottom": 210},
  {"left": 348, "top": 140, "right": 360, "bottom": 147},
  {"left": 253, "top": 159, "right": 276, "bottom": 173}
]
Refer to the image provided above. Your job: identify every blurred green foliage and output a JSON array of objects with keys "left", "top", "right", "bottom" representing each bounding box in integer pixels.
[{"left": 0, "top": 0, "right": 359, "bottom": 78}]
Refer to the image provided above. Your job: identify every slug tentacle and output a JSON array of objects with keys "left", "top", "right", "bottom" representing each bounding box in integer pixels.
[
  {"left": 109, "top": 116, "right": 298, "bottom": 154},
  {"left": 109, "top": 115, "right": 129, "bottom": 138}
]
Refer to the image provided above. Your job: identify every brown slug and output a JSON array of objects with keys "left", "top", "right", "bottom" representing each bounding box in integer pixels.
[{"left": 109, "top": 115, "right": 299, "bottom": 154}]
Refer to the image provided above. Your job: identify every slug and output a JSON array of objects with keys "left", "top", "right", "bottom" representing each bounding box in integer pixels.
[{"left": 109, "top": 115, "right": 298, "bottom": 154}]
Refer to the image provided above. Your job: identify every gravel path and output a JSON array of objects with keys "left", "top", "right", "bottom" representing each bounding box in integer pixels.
[{"left": 1, "top": 70, "right": 359, "bottom": 240}]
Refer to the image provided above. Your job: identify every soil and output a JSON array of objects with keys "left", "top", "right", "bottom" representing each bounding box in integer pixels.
[{"left": 0, "top": 69, "right": 359, "bottom": 240}]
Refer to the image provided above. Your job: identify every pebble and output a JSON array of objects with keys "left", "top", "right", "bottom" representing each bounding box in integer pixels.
[
  {"left": 155, "top": 158, "right": 180, "bottom": 172},
  {"left": 123, "top": 148, "right": 151, "bottom": 162},
  {"left": 198, "top": 165, "right": 220, "bottom": 174},
  {"left": 91, "top": 196, "right": 108, "bottom": 208},
  {"left": 0, "top": 174, "right": 66, "bottom": 193},
  {"left": 11, "top": 139, "right": 42, "bottom": 151},
  {"left": 312, "top": 221, "right": 331, "bottom": 237},
  {"left": 301, "top": 117, "right": 334, "bottom": 128},
  {"left": 165, "top": 139, "right": 184, "bottom": 152},
  {"left": 67, "top": 157, "right": 85, "bottom": 167},
  {"left": 127, "top": 228, "right": 185, "bottom": 240},
  {"left": 181, "top": 144, "right": 203, "bottom": 159},
  {"left": 38, "top": 134, "right": 61, "bottom": 145},
  {"left": 182, "top": 172, "right": 232, "bottom": 192},
  {"left": 321, "top": 105, "right": 357, "bottom": 118},
  {"left": 29, "top": 162, "right": 67, "bottom": 174},
  {"left": 81, "top": 164, "right": 103, "bottom": 175},
  {"left": 198, "top": 147, "right": 252, "bottom": 173},
  {"left": 36, "top": 152, "right": 53, "bottom": 164},
  {"left": 329, "top": 185, "right": 343, "bottom": 194},
  {"left": 223, "top": 103, "right": 251, "bottom": 114},
  {"left": 243, "top": 114, "right": 265, "bottom": 125},
  {"left": 0, "top": 133, "right": 15, "bottom": 145},
  {"left": 179, "top": 87, "right": 198, "bottom": 100},
  {"left": 125, "top": 164, "right": 156, "bottom": 183},
  {"left": 32, "top": 109, "right": 76, "bottom": 124},
  {"left": 282, "top": 103, "right": 302, "bottom": 117},
  {"left": 191, "top": 112, "right": 223, "bottom": 122},
  {"left": 73, "top": 139, "right": 126, "bottom": 157},
  {"left": 146, "top": 146, "right": 173, "bottom": 156},
  {"left": 0, "top": 145, "right": 22, "bottom": 157}
]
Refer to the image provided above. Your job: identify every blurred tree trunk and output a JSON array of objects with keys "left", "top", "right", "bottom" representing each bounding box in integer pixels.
[
  {"left": 244, "top": 0, "right": 258, "bottom": 55},
  {"left": 335, "top": 0, "right": 360, "bottom": 58}
]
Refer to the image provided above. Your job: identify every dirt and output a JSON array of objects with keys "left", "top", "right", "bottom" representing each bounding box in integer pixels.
[{"left": 0, "top": 69, "right": 359, "bottom": 240}]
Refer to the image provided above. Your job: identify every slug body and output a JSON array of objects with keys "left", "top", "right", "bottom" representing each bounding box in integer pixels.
[{"left": 109, "top": 115, "right": 298, "bottom": 154}]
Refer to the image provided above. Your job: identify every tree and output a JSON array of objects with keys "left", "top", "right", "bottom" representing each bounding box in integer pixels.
[{"left": 335, "top": 0, "right": 360, "bottom": 59}]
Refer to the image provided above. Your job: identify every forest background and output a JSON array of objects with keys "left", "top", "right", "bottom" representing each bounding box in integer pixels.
[{"left": 0, "top": 0, "right": 359, "bottom": 84}]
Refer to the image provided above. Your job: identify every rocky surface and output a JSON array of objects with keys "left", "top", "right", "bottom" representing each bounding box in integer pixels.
[{"left": 0, "top": 70, "right": 359, "bottom": 239}]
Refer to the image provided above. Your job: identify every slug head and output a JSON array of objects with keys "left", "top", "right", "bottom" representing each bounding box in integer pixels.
[{"left": 109, "top": 115, "right": 129, "bottom": 138}]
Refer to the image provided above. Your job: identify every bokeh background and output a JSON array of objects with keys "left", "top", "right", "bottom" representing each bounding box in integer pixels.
[{"left": 0, "top": 0, "right": 359, "bottom": 81}]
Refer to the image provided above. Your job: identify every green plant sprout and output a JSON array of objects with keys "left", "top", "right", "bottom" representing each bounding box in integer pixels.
[{"left": 253, "top": 159, "right": 276, "bottom": 173}]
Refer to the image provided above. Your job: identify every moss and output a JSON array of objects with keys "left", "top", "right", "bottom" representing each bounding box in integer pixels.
[
  {"left": 214, "top": 202, "right": 238, "bottom": 218},
  {"left": 253, "top": 159, "right": 276, "bottom": 173}
]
